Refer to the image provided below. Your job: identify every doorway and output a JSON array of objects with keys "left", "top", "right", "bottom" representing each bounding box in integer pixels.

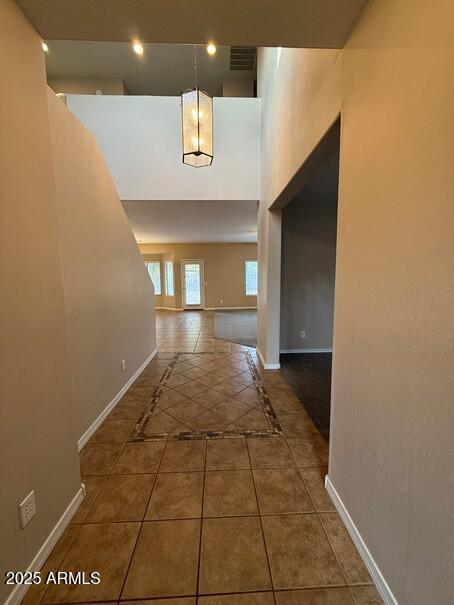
[
  {"left": 279, "top": 120, "right": 340, "bottom": 439},
  {"left": 181, "top": 259, "right": 205, "bottom": 309}
]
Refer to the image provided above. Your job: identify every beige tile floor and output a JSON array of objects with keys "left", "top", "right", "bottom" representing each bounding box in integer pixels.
[{"left": 23, "top": 311, "right": 384, "bottom": 605}]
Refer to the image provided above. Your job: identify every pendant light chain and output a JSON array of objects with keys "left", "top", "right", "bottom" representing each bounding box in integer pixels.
[{"left": 193, "top": 44, "right": 198, "bottom": 88}]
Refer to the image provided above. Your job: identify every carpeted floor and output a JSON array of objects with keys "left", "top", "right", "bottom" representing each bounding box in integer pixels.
[
  {"left": 280, "top": 353, "right": 332, "bottom": 440},
  {"left": 213, "top": 310, "right": 257, "bottom": 347}
]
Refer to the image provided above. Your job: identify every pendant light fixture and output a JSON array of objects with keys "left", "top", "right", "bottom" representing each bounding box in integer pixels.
[{"left": 181, "top": 45, "right": 213, "bottom": 167}]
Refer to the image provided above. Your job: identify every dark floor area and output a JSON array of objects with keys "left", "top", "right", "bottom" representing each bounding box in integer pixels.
[{"left": 280, "top": 353, "right": 332, "bottom": 440}]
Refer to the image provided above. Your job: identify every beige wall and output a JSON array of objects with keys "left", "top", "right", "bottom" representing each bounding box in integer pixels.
[
  {"left": 0, "top": 2, "right": 156, "bottom": 598},
  {"left": 139, "top": 243, "right": 257, "bottom": 310},
  {"left": 330, "top": 1, "right": 454, "bottom": 603},
  {"left": 48, "top": 90, "right": 156, "bottom": 441},
  {"left": 259, "top": 48, "right": 341, "bottom": 209},
  {"left": 258, "top": 0, "right": 454, "bottom": 602},
  {"left": 0, "top": 1, "right": 80, "bottom": 600},
  {"left": 48, "top": 76, "right": 125, "bottom": 95},
  {"left": 257, "top": 47, "right": 341, "bottom": 364}
]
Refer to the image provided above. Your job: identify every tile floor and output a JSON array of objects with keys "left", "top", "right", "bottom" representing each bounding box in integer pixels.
[
  {"left": 130, "top": 349, "right": 281, "bottom": 440},
  {"left": 24, "top": 311, "right": 384, "bottom": 605}
]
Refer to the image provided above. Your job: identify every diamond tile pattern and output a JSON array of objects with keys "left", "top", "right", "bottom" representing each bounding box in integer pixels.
[
  {"left": 32, "top": 311, "right": 381, "bottom": 605},
  {"left": 132, "top": 349, "right": 283, "bottom": 440}
]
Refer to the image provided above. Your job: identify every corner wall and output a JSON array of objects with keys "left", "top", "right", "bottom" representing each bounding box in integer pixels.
[
  {"left": 48, "top": 90, "right": 157, "bottom": 441},
  {"left": 0, "top": 2, "right": 80, "bottom": 600},
  {"left": 257, "top": 46, "right": 341, "bottom": 366},
  {"left": 258, "top": 0, "right": 454, "bottom": 602}
]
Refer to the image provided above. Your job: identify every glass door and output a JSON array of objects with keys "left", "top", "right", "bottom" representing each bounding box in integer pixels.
[{"left": 181, "top": 260, "right": 204, "bottom": 309}]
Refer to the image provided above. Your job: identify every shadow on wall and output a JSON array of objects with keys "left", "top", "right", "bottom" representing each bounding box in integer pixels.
[
  {"left": 279, "top": 126, "right": 339, "bottom": 440},
  {"left": 48, "top": 88, "right": 157, "bottom": 443},
  {"left": 280, "top": 151, "right": 339, "bottom": 353}
]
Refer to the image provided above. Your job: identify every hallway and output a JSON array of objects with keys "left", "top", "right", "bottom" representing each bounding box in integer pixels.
[
  {"left": 3, "top": 1, "right": 453, "bottom": 603},
  {"left": 24, "top": 311, "right": 383, "bottom": 605}
]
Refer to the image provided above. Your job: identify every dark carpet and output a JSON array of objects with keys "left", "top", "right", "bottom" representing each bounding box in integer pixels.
[
  {"left": 280, "top": 353, "right": 332, "bottom": 440},
  {"left": 213, "top": 310, "right": 257, "bottom": 347}
]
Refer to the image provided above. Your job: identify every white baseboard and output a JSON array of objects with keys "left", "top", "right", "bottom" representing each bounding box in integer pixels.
[
  {"left": 77, "top": 348, "right": 158, "bottom": 451},
  {"left": 205, "top": 306, "right": 258, "bottom": 311},
  {"left": 325, "top": 476, "right": 398, "bottom": 605},
  {"left": 280, "top": 348, "right": 333, "bottom": 353},
  {"left": 256, "top": 347, "right": 281, "bottom": 370},
  {"left": 5, "top": 485, "right": 85, "bottom": 605},
  {"left": 156, "top": 306, "right": 257, "bottom": 312},
  {"left": 155, "top": 306, "right": 183, "bottom": 311}
]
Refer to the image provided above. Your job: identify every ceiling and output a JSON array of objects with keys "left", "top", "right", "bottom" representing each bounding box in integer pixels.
[
  {"left": 122, "top": 200, "right": 258, "bottom": 244},
  {"left": 17, "top": 0, "right": 368, "bottom": 49},
  {"left": 45, "top": 42, "right": 254, "bottom": 96}
]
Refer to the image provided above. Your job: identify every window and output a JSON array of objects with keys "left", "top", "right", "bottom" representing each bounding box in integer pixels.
[
  {"left": 146, "top": 261, "right": 161, "bottom": 295},
  {"left": 245, "top": 260, "right": 258, "bottom": 296},
  {"left": 164, "top": 260, "right": 174, "bottom": 296}
]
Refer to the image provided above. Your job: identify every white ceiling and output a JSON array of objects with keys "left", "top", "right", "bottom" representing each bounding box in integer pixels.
[
  {"left": 122, "top": 200, "right": 258, "bottom": 243},
  {"left": 45, "top": 42, "right": 254, "bottom": 96}
]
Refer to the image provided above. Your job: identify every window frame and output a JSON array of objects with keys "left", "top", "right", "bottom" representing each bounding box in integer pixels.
[
  {"left": 164, "top": 260, "right": 175, "bottom": 297},
  {"left": 244, "top": 259, "right": 258, "bottom": 296},
  {"left": 146, "top": 261, "right": 162, "bottom": 296}
]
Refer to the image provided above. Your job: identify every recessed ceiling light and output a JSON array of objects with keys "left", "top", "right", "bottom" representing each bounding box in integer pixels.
[
  {"left": 42, "top": 41, "right": 49, "bottom": 53},
  {"left": 132, "top": 41, "right": 144, "bottom": 56},
  {"left": 207, "top": 43, "right": 216, "bottom": 56}
]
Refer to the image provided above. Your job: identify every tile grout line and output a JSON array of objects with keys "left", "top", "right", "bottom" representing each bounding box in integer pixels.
[
  {"left": 193, "top": 320, "right": 203, "bottom": 353},
  {"left": 195, "top": 440, "right": 208, "bottom": 604},
  {"left": 287, "top": 438, "right": 354, "bottom": 592},
  {"left": 61, "top": 509, "right": 346, "bottom": 526},
  {"left": 80, "top": 440, "right": 127, "bottom": 522},
  {"left": 245, "top": 439, "right": 278, "bottom": 605},
  {"left": 31, "top": 583, "right": 375, "bottom": 605},
  {"left": 41, "top": 440, "right": 130, "bottom": 603},
  {"left": 317, "top": 511, "right": 352, "bottom": 588},
  {"left": 79, "top": 461, "right": 329, "bottom": 479},
  {"left": 117, "top": 438, "right": 169, "bottom": 602},
  {"left": 31, "top": 525, "right": 83, "bottom": 605}
]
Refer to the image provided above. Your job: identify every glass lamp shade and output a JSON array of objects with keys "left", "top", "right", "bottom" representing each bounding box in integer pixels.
[{"left": 181, "top": 87, "right": 213, "bottom": 167}]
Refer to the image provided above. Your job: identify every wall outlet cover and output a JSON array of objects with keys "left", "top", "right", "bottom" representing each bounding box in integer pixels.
[
  {"left": 300, "top": 330, "right": 306, "bottom": 338},
  {"left": 19, "top": 490, "right": 36, "bottom": 528}
]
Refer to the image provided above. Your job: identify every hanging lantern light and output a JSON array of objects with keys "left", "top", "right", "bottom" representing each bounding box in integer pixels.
[{"left": 181, "top": 47, "right": 213, "bottom": 167}]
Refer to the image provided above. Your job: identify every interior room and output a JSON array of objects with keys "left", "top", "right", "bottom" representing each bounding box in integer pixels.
[{"left": 1, "top": 2, "right": 453, "bottom": 605}]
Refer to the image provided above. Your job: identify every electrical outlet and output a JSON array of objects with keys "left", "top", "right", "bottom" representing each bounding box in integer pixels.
[
  {"left": 19, "top": 491, "right": 36, "bottom": 528},
  {"left": 121, "top": 359, "right": 126, "bottom": 371},
  {"left": 300, "top": 330, "right": 306, "bottom": 339},
  {"left": 220, "top": 299, "right": 224, "bottom": 304}
]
